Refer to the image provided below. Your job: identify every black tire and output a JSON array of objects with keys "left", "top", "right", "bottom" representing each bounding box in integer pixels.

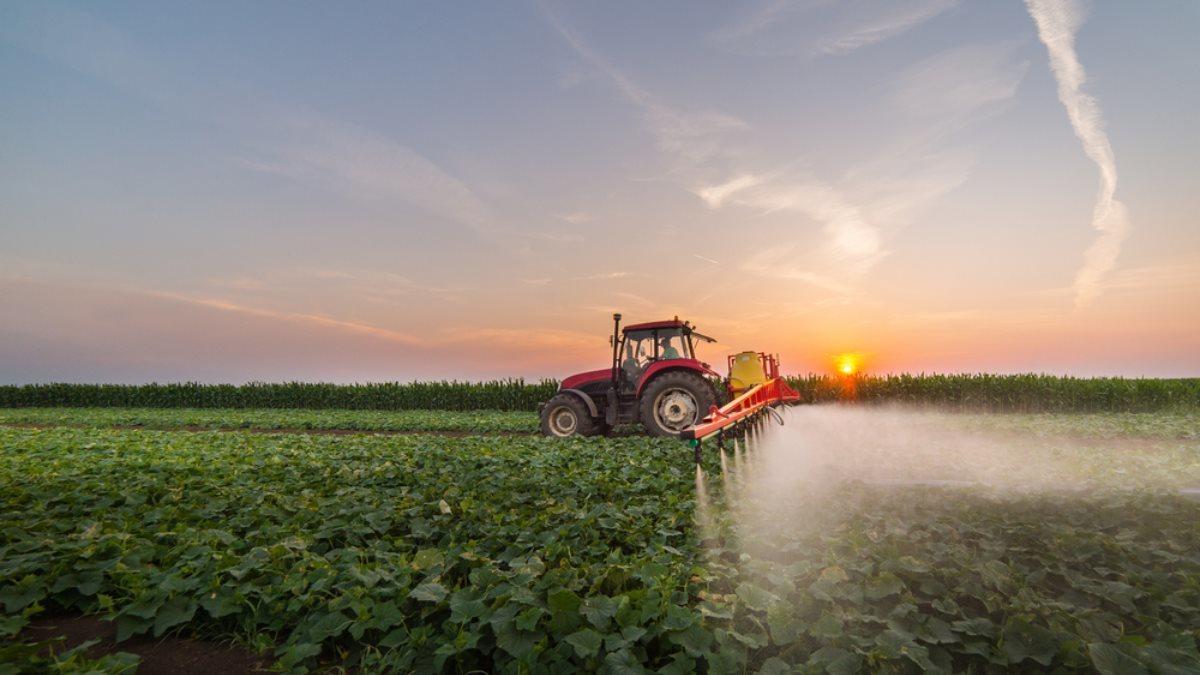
[
  {"left": 638, "top": 370, "right": 716, "bottom": 437},
  {"left": 540, "top": 392, "right": 600, "bottom": 438}
]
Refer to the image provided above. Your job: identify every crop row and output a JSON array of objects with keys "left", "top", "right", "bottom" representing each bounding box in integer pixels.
[
  {"left": 2, "top": 375, "right": 1199, "bottom": 412},
  {"left": 0, "top": 407, "right": 538, "bottom": 434},
  {"left": 2, "top": 407, "right": 1199, "bottom": 440}
]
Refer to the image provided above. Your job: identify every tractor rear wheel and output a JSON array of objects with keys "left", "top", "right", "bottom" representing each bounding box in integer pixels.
[
  {"left": 639, "top": 371, "right": 716, "bottom": 437},
  {"left": 539, "top": 393, "right": 600, "bottom": 438}
]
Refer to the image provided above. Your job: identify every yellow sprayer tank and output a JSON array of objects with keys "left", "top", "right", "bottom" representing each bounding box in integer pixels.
[{"left": 728, "top": 351, "right": 768, "bottom": 396}]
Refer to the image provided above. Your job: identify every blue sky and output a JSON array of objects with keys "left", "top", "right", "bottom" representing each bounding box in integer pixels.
[{"left": 1, "top": 1, "right": 1197, "bottom": 382}]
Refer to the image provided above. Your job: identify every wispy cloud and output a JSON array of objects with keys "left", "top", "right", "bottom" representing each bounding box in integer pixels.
[
  {"left": 555, "top": 211, "right": 593, "bottom": 225},
  {"left": 891, "top": 42, "right": 1029, "bottom": 122},
  {"left": 740, "top": 244, "right": 857, "bottom": 294},
  {"left": 544, "top": 9, "right": 747, "bottom": 168},
  {"left": 714, "top": 0, "right": 959, "bottom": 57},
  {"left": 695, "top": 174, "right": 766, "bottom": 209},
  {"left": 1023, "top": 261, "right": 1200, "bottom": 301},
  {"left": 1025, "top": 0, "right": 1130, "bottom": 309},
  {"left": 240, "top": 116, "right": 494, "bottom": 233},
  {"left": 724, "top": 178, "right": 883, "bottom": 266},
  {"left": 450, "top": 327, "right": 598, "bottom": 354},
  {"left": 814, "top": 0, "right": 959, "bottom": 55},
  {"left": 148, "top": 291, "right": 427, "bottom": 347},
  {"left": 571, "top": 271, "right": 634, "bottom": 281}
]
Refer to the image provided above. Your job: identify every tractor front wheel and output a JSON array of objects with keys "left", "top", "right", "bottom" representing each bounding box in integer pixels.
[
  {"left": 639, "top": 371, "right": 716, "bottom": 437},
  {"left": 539, "top": 393, "right": 600, "bottom": 438}
]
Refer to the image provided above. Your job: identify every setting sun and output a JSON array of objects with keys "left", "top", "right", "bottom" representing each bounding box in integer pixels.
[{"left": 836, "top": 353, "right": 860, "bottom": 376}]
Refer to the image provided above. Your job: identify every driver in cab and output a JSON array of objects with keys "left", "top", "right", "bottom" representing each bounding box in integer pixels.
[{"left": 659, "top": 336, "right": 681, "bottom": 360}]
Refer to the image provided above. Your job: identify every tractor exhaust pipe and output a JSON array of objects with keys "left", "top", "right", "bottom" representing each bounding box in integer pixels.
[{"left": 610, "top": 313, "right": 622, "bottom": 387}]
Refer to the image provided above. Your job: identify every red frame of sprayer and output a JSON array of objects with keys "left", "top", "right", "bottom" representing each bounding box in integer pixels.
[{"left": 681, "top": 375, "right": 799, "bottom": 442}]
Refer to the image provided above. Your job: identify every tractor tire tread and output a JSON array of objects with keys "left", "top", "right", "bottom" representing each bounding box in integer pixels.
[
  {"left": 539, "top": 392, "right": 601, "bottom": 438},
  {"left": 638, "top": 370, "right": 716, "bottom": 438}
]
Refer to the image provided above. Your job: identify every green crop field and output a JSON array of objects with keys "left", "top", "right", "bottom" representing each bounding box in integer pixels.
[
  {"left": 2, "top": 409, "right": 1198, "bottom": 673},
  {"left": 0, "top": 408, "right": 538, "bottom": 434}
]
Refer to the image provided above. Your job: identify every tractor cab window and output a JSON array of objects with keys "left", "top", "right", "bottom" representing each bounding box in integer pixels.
[
  {"left": 621, "top": 330, "right": 655, "bottom": 384},
  {"left": 620, "top": 328, "right": 695, "bottom": 386},
  {"left": 657, "top": 331, "right": 688, "bottom": 360}
]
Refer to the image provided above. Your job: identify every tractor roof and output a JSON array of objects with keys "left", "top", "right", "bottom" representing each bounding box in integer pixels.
[
  {"left": 623, "top": 318, "right": 717, "bottom": 343},
  {"left": 623, "top": 319, "right": 686, "bottom": 332}
]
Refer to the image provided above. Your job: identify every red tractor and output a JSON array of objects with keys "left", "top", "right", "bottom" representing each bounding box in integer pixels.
[{"left": 539, "top": 313, "right": 723, "bottom": 437}]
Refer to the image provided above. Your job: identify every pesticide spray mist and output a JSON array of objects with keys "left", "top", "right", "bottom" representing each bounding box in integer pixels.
[{"left": 697, "top": 404, "right": 1199, "bottom": 555}]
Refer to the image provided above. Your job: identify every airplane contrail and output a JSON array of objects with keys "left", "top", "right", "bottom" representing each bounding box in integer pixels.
[{"left": 1025, "top": 0, "right": 1130, "bottom": 309}]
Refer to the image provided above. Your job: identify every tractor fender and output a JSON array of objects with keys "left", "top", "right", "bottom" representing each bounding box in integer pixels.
[
  {"left": 635, "top": 360, "right": 721, "bottom": 398},
  {"left": 560, "top": 388, "right": 600, "bottom": 418}
]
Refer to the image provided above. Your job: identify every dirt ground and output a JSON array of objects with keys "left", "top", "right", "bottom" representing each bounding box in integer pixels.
[{"left": 22, "top": 614, "right": 272, "bottom": 674}]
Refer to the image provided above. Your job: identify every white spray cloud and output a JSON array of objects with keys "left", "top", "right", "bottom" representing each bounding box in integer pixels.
[{"left": 1025, "top": 0, "right": 1131, "bottom": 309}]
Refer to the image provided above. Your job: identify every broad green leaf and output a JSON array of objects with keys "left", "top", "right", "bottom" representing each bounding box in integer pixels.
[
  {"left": 448, "top": 592, "right": 486, "bottom": 623},
  {"left": 670, "top": 624, "right": 714, "bottom": 656},
  {"left": 735, "top": 582, "right": 778, "bottom": 612},
  {"left": 603, "top": 648, "right": 645, "bottom": 674},
  {"left": 865, "top": 572, "right": 904, "bottom": 600},
  {"left": 547, "top": 587, "right": 581, "bottom": 613},
  {"left": 411, "top": 548, "right": 444, "bottom": 571},
  {"left": 0, "top": 614, "right": 28, "bottom": 638},
  {"left": 564, "top": 627, "right": 603, "bottom": 658},
  {"left": 515, "top": 606, "right": 544, "bottom": 631},
  {"left": 807, "top": 646, "right": 862, "bottom": 675},
  {"left": 495, "top": 623, "right": 539, "bottom": 659},
  {"left": 581, "top": 595, "right": 618, "bottom": 628},
  {"left": 0, "top": 582, "right": 44, "bottom": 613},
  {"left": 1089, "top": 643, "right": 1149, "bottom": 675},
  {"left": 766, "top": 604, "right": 802, "bottom": 646},
  {"left": 809, "top": 612, "right": 843, "bottom": 641},
  {"left": 1001, "top": 620, "right": 1059, "bottom": 666},
  {"left": 662, "top": 605, "right": 695, "bottom": 631},
  {"left": 152, "top": 597, "right": 197, "bottom": 637},
  {"left": 410, "top": 580, "right": 448, "bottom": 603}
]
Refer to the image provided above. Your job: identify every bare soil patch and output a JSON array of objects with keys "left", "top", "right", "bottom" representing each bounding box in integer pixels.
[{"left": 22, "top": 614, "right": 271, "bottom": 674}]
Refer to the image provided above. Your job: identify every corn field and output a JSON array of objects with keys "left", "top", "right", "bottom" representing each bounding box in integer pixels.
[
  {"left": 0, "top": 380, "right": 558, "bottom": 412},
  {"left": 785, "top": 374, "right": 1200, "bottom": 412},
  {"left": 1, "top": 375, "right": 1197, "bottom": 412}
]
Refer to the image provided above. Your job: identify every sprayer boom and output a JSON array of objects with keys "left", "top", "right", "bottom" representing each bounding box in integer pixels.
[
  {"left": 682, "top": 351, "right": 800, "bottom": 467},
  {"left": 682, "top": 376, "right": 799, "bottom": 443}
]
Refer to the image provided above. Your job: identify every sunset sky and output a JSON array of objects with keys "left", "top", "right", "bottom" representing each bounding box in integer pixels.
[{"left": 2, "top": 0, "right": 1197, "bottom": 383}]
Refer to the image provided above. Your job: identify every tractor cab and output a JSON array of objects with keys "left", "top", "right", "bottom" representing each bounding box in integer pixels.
[{"left": 615, "top": 319, "right": 714, "bottom": 392}]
